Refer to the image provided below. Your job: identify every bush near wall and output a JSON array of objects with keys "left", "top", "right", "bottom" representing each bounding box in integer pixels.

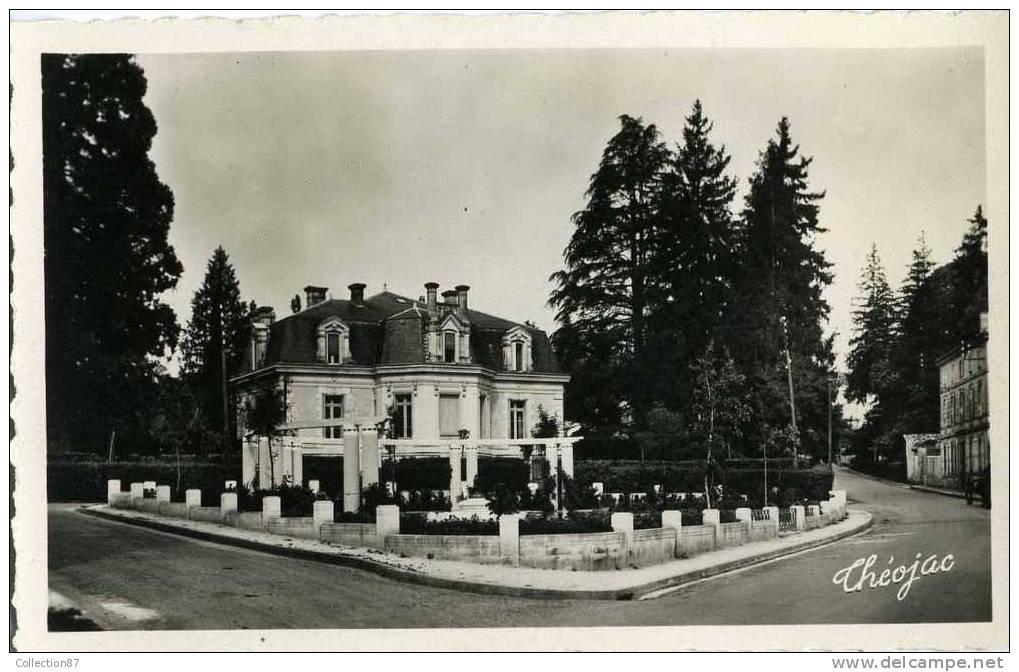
[
  {"left": 47, "top": 460, "right": 240, "bottom": 503},
  {"left": 473, "top": 457, "right": 529, "bottom": 496}
]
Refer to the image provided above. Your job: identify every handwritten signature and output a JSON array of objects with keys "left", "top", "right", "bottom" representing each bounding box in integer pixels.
[{"left": 832, "top": 553, "right": 955, "bottom": 601}]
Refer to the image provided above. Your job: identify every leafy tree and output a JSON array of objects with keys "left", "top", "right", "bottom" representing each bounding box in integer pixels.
[
  {"left": 42, "top": 53, "right": 183, "bottom": 452},
  {"left": 243, "top": 383, "right": 288, "bottom": 488},
  {"left": 725, "top": 117, "right": 836, "bottom": 459},
  {"left": 689, "top": 340, "right": 751, "bottom": 506},
  {"left": 846, "top": 244, "right": 899, "bottom": 404},
  {"left": 180, "top": 246, "right": 252, "bottom": 440},
  {"left": 550, "top": 115, "right": 671, "bottom": 429}
]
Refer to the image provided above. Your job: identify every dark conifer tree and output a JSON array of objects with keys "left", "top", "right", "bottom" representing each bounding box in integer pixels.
[
  {"left": 550, "top": 115, "right": 671, "bottom": 429},
  {"left": 846, "top": 244, "right": 899, "bottom": 405},
  {"left": 180, "top": 246, "right": 251, "bottom": 441},
  {"left": 42, "top": 54, "right": 183, "bottom": 452},
  {"left": 725, "top": 117, "right": 835, "bottom": 458},
  {"left": 950, "top": 205, "right": 989, "bottom": 339}
]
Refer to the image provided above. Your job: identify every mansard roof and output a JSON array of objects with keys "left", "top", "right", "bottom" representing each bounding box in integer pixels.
[{"left": 239, "top": 291, "right": 561, "bottom": 374}]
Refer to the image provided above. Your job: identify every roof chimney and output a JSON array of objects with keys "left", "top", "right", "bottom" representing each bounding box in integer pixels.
[
  {"left": 348, "top": 282, "right": 366, "bottom": 306},
  {"left": 253, "top": 306, "right": 276, "bottom": 326},
  {"left": 441, "top": 290, "right": 458, "bottom": 310},
  {"left": 455, "top": 285, "right": 470, "bottom": 315},
  {"left": 304, "top": 285, "right": 327, "bottom": 307},
  {"left": 425, "top": 282, "right": 439, "bottom": 316}
]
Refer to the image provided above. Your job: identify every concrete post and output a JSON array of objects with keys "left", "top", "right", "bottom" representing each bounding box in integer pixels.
[
  {"left": 735, "top": 507, "right": 752, "bottom": 524},
  {"left": 143, "top": 480, "right": 156, "bottom": 492},
  {"left": 662, "top": 510, "right": 683, "bottom": 557},
  {"left": 155, "top": 485, "right": 171, "bottom": 503},
  {"left": 221, "top": 492, "right": 238, "bottom": 514},
  {"left": 107, "top": 480, "right": 121, "bottom": 505},
  {"left": 308, "top": 480, "right": 320, "bottom": 494},
  {"left": 464, "top": 446, "right": 479, "bottom": 489},
  {"left": 791, "top": 505, "right": 806, "bottom": 531},
  {"left": 499, "top": 514, "right": 520, "bottom": 566},
  {"left": 560, "top": 441, "right": 574, "bottom": 478},
  {"left": 361, "top": 427, "right": 380, "bottom": 489},
  {"left": 807, "top": 504, "right": 821, "bottom": 527},
  {"left": 342, "top": 425, "right": 361, "bottom": 512},
  {"left": 313, "top": 499, "right": 334, "bottom": 530},
  {"left": 262, "top": 495, "right": 281, "bottom": 521},
  {"left": 820, "top": 499, "right": 833, "bottom": 524},
  {"left": 375, "top": 504, "right": 400, "bottom": 545},
  {"left": 185, "top": 489, "right": 202, "bottom": 508},
  {"left": 130, "top": 482, "right": 144, "bottom": 499},
  {"left": 703, "top": 508, "right": 721, "bottom": 550},
  {"left": 449, "top": 447, "right": 462, "bottom": 504},
  {"left": 765, "top": 506, "right": 780, "bottom": 538},
  {"left": 611, "top": 512, "right": 634, "bottom": 565}
]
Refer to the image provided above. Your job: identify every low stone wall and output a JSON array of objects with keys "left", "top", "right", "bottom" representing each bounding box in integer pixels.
[
  {"left": 187, "top": 506, "right": 224, "bottom": 524},
  {"left": 222, "top": 511, "right": 266, "bottom": 531},
  {"left": 384, "top": 533, "right": 503, "bottom": 564},
  {"left": 320, "top": 522, "right": 380, "bottom": 548},
  {"left": 136, "top": 498, "right": 162, "bottom": 514},
  {"left": 158, "top": 502, "right": 189, "bottom": 519},
  {"left": 518, "top": 531, "right": 625, "bottom": 571},
  {"left": 267, "top": 517, "right": 317, "bottom": 539},
  {"left": 715, "top": 521, "right": 748, "bottom": 549},
  {"left": 631, "top": 527, "right": 678, "bottom": 568},
  {"left": 749, "top": 518, "right": 778, "bottom": 543},
  {"left": 679, "top": 525, "right": 716, "bottom": 558}
]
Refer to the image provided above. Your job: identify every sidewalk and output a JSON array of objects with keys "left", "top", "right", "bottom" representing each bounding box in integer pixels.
[
  {"left": 82, "top": 505, "right": 872, "bottom": 601},
  {"left": 908, "top": 484, "right": 967, "bottom": 499}
]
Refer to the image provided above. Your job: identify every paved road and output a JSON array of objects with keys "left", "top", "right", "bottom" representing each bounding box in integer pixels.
[{"left": 48, "top": 467, "right": 991, "bottom": 630}]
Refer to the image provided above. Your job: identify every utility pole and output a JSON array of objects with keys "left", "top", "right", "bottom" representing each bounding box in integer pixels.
[
  {"left": 827, "top": 378, "right": 833, "bottom": 465},
  {"left": 780, "top": 315, "right": 799, "bottom": 468}
]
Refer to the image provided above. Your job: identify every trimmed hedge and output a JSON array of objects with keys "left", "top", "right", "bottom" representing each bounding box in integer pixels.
[
  {"left": 473, "top": 457, "right": 529, "bottom": 496},
  {"left": 47, "top": 460, "right": 239, "bottom": 504},
  {"left": 399, "top": 514, "right": 498, "bottom": 536}
]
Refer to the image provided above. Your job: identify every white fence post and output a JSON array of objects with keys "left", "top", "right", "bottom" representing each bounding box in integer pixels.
[
  {"left": 185, "top": 489, "right": 202, "bottom": 508},
  {"left": 611, "top": 512, "right": 634, "bottom": 565},
  {"left": 262, "top": 495, "right": 281, "bottom": 521},
  {"left": 221, "top": 492, "right": 238, "bottom": 514},
  {"left": 662, "top": 510, "right": 683, "bottom": 558},
  {"left": 129, "top": 482, "right": 144, "bottom": 499},
  {"left": 107, "top": 480, "right": 121, "bottom": 505},
  {"left": 499, "top": 513, "right": 520, "bottom": 567},
  {"left": 313, "top": 499, "right": 334, "bottom": 530},
  {"left": 791, "top": 505, "right": 806, "bottom": 531},
  {"left": 155, "top": 485, "right": 171, "bottom": 503}
]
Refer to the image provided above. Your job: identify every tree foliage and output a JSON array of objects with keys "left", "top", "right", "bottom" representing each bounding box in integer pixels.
[
  {"left": 846, "top": 244, "right": 899, "bottom": 404},
  {"left": 42, "top": 53, "right": 183, "bottom": 452},
  {"left": 180, "top": 246, "right": 252, "bottom": 439}
]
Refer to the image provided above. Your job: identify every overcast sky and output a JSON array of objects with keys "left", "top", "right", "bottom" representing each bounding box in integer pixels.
[{"left": 137, "top": 48, "right": 985, "bottom": 413}]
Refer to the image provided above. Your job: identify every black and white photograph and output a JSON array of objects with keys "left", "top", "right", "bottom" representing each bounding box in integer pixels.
[{"left": 10, "top": 10, "right": 1008, "bottom": 654}]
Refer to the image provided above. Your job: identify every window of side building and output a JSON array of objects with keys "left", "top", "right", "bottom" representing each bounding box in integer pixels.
[
  {"left": 444, "top": 331, "right": 457, "bottom": 363},
  {"left": 393, "top": 393, "right": 413, "bottom": 439},
  {"left": 509, "top": 399, "right": 527, "bottom": 440},
  {"left": 439, "top": 394, "right": 460, "bottom": 437},
  {"left": 327, "top": 332, "right": 341, "bottom": 364},
  {"left": 322, "top": 394, "right": 343, "bottom": 438}
]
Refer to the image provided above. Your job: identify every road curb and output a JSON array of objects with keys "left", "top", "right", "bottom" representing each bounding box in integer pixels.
[
  {"left": 908, "top": 485, "right": 967, "bottom": 500},
  {"left": 79, "top": 506, "right": 872, "bottom": 602}
]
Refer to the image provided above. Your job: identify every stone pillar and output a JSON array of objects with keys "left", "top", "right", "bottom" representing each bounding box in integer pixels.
[
  {"left": 308, "top": 480, "right": 320, "bottom": 494},
  {"left": 464, "top": 446, "right": 479, "bottom": 489},
  {"left": 375, "top": 504, "right": 400, "bottom": 547},
  {"left": 143, "top": 480, "right": 156, "bottom": 492},
  {"left": 361, "top": 428, "right": 380, "bottom": 489},
  {"left": 185, "top": 489, "right": 202, "bottom": 508},
  {"left": 560, "top": 441, "right": 575, "bottom": 478},
  {"left": 107, "top": 480, "right": 121, "bottom": 505},
  {"left": 662, "top": 510, "right": 683, "bottom": 557},
  {"left": 820, "top": 500, "right": 833, "bottom": 524},
  {"left": 791, "top": 505, "right": 806, "bottom": 531},
  {"left": 292, "top": 445, "right": 304, "bottom": 486},
  {"left": 130, "top": 482, "right": 144, "bottom": 499},
  {"left": 449, "top": 447, "right": 462, "bottom": 503},
  {"left": 155, "top": 485, "right": 171, "bottom": 503},
  {"left": 342, "top": 425, "right": 361, "bottom": 512},
  {"left": 611, "top": 512, "right": 634, "bottom": 566},
  {"left": 242, "top": 439, "right": 256, "bottom": 489},
  {"left": 703, "top": 508, "right": 721, "bottom": 550},
  {"left": 765, "top": 506, "right": 780, "bottom": 538},
  {"left": 807, "top": 504, "right": 821, "bottom": 522},
  {"left": 313, "top": 499, "right": 334, "bottom": 529},
  {"left": 262, "top": 495, "right": 281, "bottom": 523},
  {"left": 499, "top": 514, "right": 520, "bottom": 566},
  {"left": 221, "top": 492, "right": 238, "bottom": 513}
]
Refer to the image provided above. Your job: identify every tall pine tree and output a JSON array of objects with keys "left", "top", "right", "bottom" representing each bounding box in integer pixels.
[
  {"left": 180, "top": 246, "right": 252, "bottom": 441},
  {"left": 725, "top": 117, "right": 835, "bottom": 458},
  {"left": 950, "top": 205, "right": 989, "bottom": 339},
  {"left": 42, "top": 54, "right": 183, "bottom": 452},
  {"left": 846, "top": 244, "right": 899, "bottom": 405},
  {"left": 651, "top": 101, "right": 739, "bottom": 412},
  {"left": 550, "top": 115, "right": 671, "bottom": 429}
]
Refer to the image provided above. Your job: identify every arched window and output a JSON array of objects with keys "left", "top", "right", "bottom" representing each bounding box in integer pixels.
[
  {"left": 501, "top": 326, "right": 533, "bottom": 372},
  {"left": 434, "top": 314, "right": 470, "bottom": 364}
]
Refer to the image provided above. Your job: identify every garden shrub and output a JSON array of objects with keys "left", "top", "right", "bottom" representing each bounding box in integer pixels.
[
  {"left": 473, "top": 457, "right": 529, "bottom": 496},
  {"left": 395, "top": 457, "right": 451, "bottom": 491},
  {"left": 399, "top": 514, "right": 498, "bottom": 536},
  {"left": 402, "top": 489, "right": 452, "bottom": 512}
]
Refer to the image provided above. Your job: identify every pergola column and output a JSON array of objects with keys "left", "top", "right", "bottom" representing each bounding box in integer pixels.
[
  {"left": 361, "top": 427, "right": 380, "bottom": 489},
  {"left": 449, "top": 446, "right": 462, "bottom": 502},
  {"left": 342, "top": 423, "right": 360, "bottom": 512}
]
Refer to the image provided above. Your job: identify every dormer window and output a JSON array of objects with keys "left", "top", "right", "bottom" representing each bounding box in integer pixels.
[
  {"left": 444, "top": 331, "right": 457, "bottom": 363},
  {"left": 501, "top": 326, "right": 533, "bottom": 372},
  {"left": 316, "top": 317, "right": 351, "bottom": 365},
  {"left": 433, "top": 313, "right": 470, "bottom": 364}
]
